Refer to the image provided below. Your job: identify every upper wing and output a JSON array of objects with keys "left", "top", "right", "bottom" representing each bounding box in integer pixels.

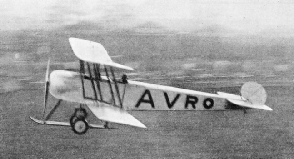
[
  {"left": 217, "top": 92, "right": 272, "bottom": 111},
  {"left": 69, "top": 37, "right": 134, "bottom": 70},
  {"left": 86, "top": 102, "right": 146, "bottom": 128}
]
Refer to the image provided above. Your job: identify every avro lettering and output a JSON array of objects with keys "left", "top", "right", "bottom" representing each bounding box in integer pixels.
[
  {"left": 135, "top": 89, "right": 155, "bottom": 108},
  {"left": 135, "top": 89, "right": 207, "bottom": 109},
  {"left": 163, "top": 92, "right": 180, "bottom": 109},
  {"left": 185, "top": 95, "right": 198, "bottom": 109}
]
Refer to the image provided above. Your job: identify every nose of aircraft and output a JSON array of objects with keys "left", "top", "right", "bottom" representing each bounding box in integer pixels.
[{"left": 49, "top": 70, "right": 83, "bottom": 102}]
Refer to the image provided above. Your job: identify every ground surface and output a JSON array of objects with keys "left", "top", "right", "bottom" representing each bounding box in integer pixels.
[{"left": 1, "top": 84, "right": 294, "bottom": 159}]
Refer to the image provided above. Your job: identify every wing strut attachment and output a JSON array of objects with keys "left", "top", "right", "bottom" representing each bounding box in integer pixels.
[
  {"left": 86, "top": 63, "right": 98, "bottom": 100},
  {"left": 110, "top": 67, "right": 123, "bottom": 108},
  {"left": 104, "top": 66, "right": 116, "bottom": 105},
  {"left": 94, "top": 64, "right": 104, "bottom": 101}
]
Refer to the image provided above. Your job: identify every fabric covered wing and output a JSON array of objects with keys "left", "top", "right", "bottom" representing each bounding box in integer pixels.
[
  {"left": 87, "top": 102, "right": 146, "bottom": 128},
  {"left": 69, "top": 38, "right": 133, "bottom": 70}
]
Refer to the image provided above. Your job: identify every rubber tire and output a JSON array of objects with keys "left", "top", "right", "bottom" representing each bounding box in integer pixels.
[
  {"left": 70, "top": 115, "right": 78, "bottom": 127},
  {"left": 72, "top": 118, "right": 89, "bottom": 135}
]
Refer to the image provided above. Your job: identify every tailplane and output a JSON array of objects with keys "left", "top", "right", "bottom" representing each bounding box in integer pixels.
[{"left": 217, "top": 82, "right": 272, "bottom": 111}]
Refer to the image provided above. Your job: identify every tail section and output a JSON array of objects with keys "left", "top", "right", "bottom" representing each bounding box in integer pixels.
[{"left": 217, "top": 82, "right": 272, "bottom": 111}]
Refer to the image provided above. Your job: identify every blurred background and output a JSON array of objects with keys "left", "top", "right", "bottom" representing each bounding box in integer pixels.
[{"left": 1, "top": 0, "right": 294, "bottom": 93}]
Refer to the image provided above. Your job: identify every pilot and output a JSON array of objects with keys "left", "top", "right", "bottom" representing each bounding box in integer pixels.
[{"left": 121, "top": 74, "right": 128, "bottom": 83}]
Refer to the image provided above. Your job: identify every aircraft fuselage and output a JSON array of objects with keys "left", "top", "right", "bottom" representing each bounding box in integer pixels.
[{"left": 49, "top": 70, "right": 229, "bottom": 110}]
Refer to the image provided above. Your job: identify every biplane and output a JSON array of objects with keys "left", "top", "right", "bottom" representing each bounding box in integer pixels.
[{"left": 30, "top": 38, "right": 272, "bottom": 134}]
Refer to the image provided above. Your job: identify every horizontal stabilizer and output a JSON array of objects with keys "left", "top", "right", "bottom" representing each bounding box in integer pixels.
[
  {"left": 227, "top": 98, "right": 273, "bottom": 111},
  {"left": 217, "top": 92, "right": 272, "bottom": 111},
  {"left": 87, "top": 103, "right": 146, "bottom": 128},
  {"left": 69, "top": 38, "right": 133, "bottom": 70}
]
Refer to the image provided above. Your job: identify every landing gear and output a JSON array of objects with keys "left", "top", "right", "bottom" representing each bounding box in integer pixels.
[
  {"left": 104, "top": 122, "right": 109, "bottom": 129},
  {"left": 243, "top": 108, "right": 247, "bottom": 115},
  {"left": 70, "top": 106, "right": 89, "bottom": 134},
  {"left": 72, "top": 118, "right": 89, "bottom": 134}
]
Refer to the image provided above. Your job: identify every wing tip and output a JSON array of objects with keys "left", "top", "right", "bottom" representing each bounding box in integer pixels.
[
  {"left": 263, "top": 105, "right": 273, "bottom": 111},
  {"left": 137, "top": 123, "right": 147, "bottom": 129},
  {"left": 69, "top": 37, "right": 77, "bottom": 45},
  {"left": 122, "top": 65, "right": 134, "bottom": 71},
  {"left": 69, "top": 37, "right": 78, "bottom": 41},
  {"left": 87, "top": 104, "right": 146, "bottom": 129},
  {"left": 252, "top": 104, "right": 273, "bottom": 111}
]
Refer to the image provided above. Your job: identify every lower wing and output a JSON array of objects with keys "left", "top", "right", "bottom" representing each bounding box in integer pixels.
[{"left": 87, "top": 102, "right": 146, "bottom": 128}]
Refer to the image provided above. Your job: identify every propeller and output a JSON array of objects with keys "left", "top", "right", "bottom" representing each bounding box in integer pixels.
[{"left": 42, "top": 59, "right": 50, "bottom": 119}]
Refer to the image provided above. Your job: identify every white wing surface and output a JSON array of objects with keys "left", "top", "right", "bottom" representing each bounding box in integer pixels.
[
  {"left": 87, "top": 102, "right": 146, "bottom": 128},
  {"left": 69, "top": 38, "right": 133, "bottom": 70}
]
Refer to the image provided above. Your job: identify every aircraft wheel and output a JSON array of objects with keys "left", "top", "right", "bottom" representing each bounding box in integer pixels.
[
  {"left": 70, "top": 115, "right": 78, "bottom": 127},
  {"left": 72, "top": 118, "right": 89, "bottom": 135}
]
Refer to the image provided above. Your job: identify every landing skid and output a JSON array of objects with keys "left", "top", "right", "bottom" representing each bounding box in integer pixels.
[{"left": 30, "top": 116, "right": 111, "bottom": 129}]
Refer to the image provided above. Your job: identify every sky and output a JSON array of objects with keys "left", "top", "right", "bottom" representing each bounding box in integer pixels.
[{"left": 0, "top": 0, "right": 294, "bottom": 36}]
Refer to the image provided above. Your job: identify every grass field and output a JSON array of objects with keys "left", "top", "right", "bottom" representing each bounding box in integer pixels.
[{"left": 1, "top": 84, "right": 294, "bottom": 159}]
